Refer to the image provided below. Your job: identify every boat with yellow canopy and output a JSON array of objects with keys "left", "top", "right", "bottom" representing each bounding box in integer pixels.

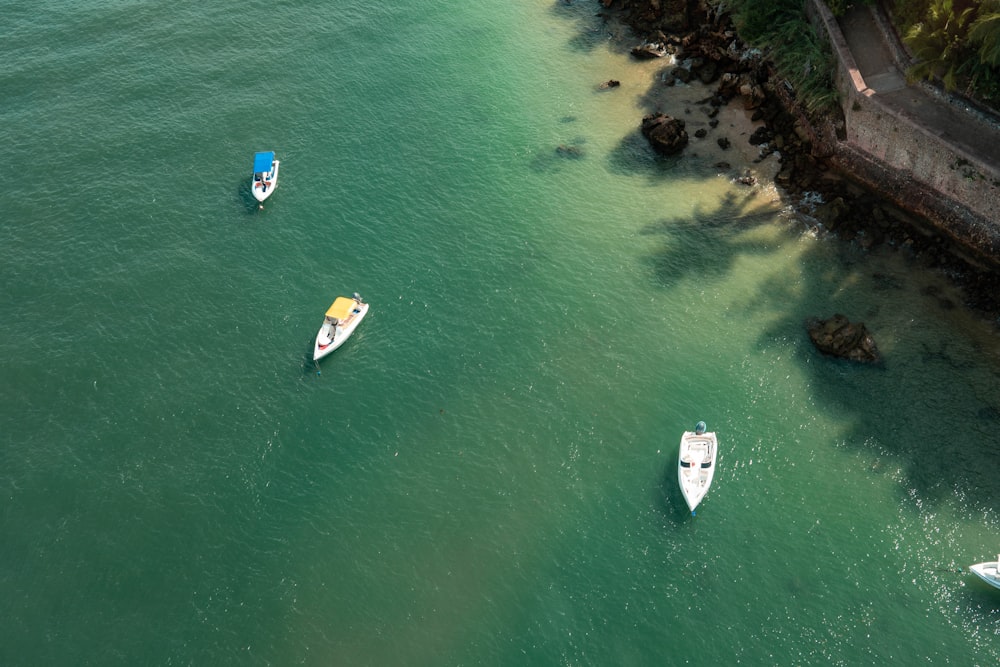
[{"left": 313, "top": 293, "right": 368, "bottom": 361}]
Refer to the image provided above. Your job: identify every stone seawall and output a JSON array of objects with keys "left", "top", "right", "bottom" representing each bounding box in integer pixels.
[{"left": 805, "top": 0, "right": 1000, "bottom": 265}]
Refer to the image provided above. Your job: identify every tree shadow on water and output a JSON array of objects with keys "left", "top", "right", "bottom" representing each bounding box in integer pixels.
[
  {"left": 744, "top": 236, "right": 1000, "bottom": 516},
  {"left": 803, "top": 333, "right": 1000, "bottom": 515},
  {"left": 607, "top": 129, "right": 686, "bottom": 180},
  {"left": 640, "top": 184, "right": 1000, "bottom": 514},
  {"left": 640, "top": 190, "right": 778, "bottom": 288},
  {"left": 549, "top": 0, "right": 623, "bottom": 55},
  {"left": 606, "top": 125, "right": 746, "bottom": 185}
]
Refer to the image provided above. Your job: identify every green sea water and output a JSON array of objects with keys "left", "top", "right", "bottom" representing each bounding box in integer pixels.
[{"left": 2, "top": 1, "right": 999, "bottom": 664}]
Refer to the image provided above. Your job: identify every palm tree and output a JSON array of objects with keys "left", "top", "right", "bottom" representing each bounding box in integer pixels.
[
  {"left": 968, "top": 0, "right": 1000, "bottom": 66},
  {"left": 905, "top": 0, "right": 975, "bottom": 90}
]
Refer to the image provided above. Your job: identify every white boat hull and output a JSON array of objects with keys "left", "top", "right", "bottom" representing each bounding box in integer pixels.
[
  {"left": 313, "top": 299, "right": 368, "bottom": 361},
  {"left": 252, "top": 159, "right": 279, "bottom": 202},
  {"left": 970, "top": 560, "right": 1000, "bottom": 590},
  {"left": 678, "top": 430, "right": 717, "bottom": 514}
]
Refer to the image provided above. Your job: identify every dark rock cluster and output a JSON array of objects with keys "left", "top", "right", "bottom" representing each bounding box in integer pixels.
[
  {"left": 641, "top": 113, "right": 688, "bottom": 155},
  {"left": 806, "top": 314, "right": 881, "bottom": 364}
]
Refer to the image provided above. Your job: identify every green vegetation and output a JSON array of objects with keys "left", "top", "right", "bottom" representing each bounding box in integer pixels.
[
  {"left": 723, "top": 0, "right": 840, "bottom": 113},
  {"left": 891, "top": 0, "right": 1000, "bottom": 103},
  {"left": 967, "top": 2, "right": 1000, "bottom": 64},
  {"left": 714, "top": 0, "right": 1000, "bottom": 111},
  {"left": 904, "top": 0, "right": 975, "bottom": 91}
]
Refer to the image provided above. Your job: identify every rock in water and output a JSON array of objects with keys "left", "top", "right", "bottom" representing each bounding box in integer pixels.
[
  {"left": 641, "top": 113, "right": 688, "bottom": 156},
  {"left": 631, "top": 43, "right": 667, "bottom": 59},
  {"left": 805, "top": 314, "right": 881, "bottom": 363}
]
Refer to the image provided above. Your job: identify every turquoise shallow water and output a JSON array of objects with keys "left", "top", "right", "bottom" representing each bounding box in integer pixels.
[{"left": 2, "top": 1, "right": 999, "bottom": 664}]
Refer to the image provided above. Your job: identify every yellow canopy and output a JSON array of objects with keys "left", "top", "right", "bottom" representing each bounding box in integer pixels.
[{"left": 325, "top": 297, "right": 355, "bottom": 320}]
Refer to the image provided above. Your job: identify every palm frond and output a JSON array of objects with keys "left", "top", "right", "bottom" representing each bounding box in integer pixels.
[{"left": 969, "top": 13, "right": 1000, "bottom": 66}]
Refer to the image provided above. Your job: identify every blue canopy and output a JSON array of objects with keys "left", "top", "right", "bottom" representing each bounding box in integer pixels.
[{"left": 253, "top": 151, "right": 275, "bottom": 173}]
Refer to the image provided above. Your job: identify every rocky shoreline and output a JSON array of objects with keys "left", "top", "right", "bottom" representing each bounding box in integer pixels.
[{"left": 596, "top": 0, "right": 1000, "bottom": 322}]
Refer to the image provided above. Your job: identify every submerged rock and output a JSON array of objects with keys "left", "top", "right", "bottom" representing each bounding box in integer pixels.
[
  {"left": 806, "top": 314, "right": 881, "bottom": 363},
  {"left": 555, "top": 144, "right": 584, "bottom": 159}
]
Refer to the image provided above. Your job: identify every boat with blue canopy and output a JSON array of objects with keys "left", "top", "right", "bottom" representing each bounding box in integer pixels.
[{"left": 251, "top": 151, "right": 279, "bottom": 204}]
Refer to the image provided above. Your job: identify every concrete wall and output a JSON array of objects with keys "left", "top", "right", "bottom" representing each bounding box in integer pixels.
[{"left": 805, "top": 0, "right": 1000, "bottom": 260}]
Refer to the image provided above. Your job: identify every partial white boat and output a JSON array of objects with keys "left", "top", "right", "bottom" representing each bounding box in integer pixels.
[
  {"left": 678, "top": 421, "right": 717, "bottom": 516},
  {"left": 251, "top": 151, "right": 279, "bottom": 203},
  {"left": 969, "top": 557, "right": 1000, "bottom": 590},
  {"left": 313, "top": 293, "right": 368, "bottom": 361}
]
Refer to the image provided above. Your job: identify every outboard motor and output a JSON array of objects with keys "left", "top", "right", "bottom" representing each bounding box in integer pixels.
[{"left": 695, "top": 421, "right": 707, "bottom": 435}]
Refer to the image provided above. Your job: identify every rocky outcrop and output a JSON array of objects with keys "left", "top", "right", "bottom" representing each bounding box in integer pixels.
[
  {"left": 806, "top": 314, "right": 881, "bottom": 363},
  {"left": 598, "top": 0, "right": 1000, "bottom": 321},
  {"left": 631, "top": 42, "right": 668, "bottom": 59},
  {"left": 641, "top": 113, "right": 688, "bottom": 155},
  {"left": 601, "top": 0, "right": 694, "bottom": 34}
]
